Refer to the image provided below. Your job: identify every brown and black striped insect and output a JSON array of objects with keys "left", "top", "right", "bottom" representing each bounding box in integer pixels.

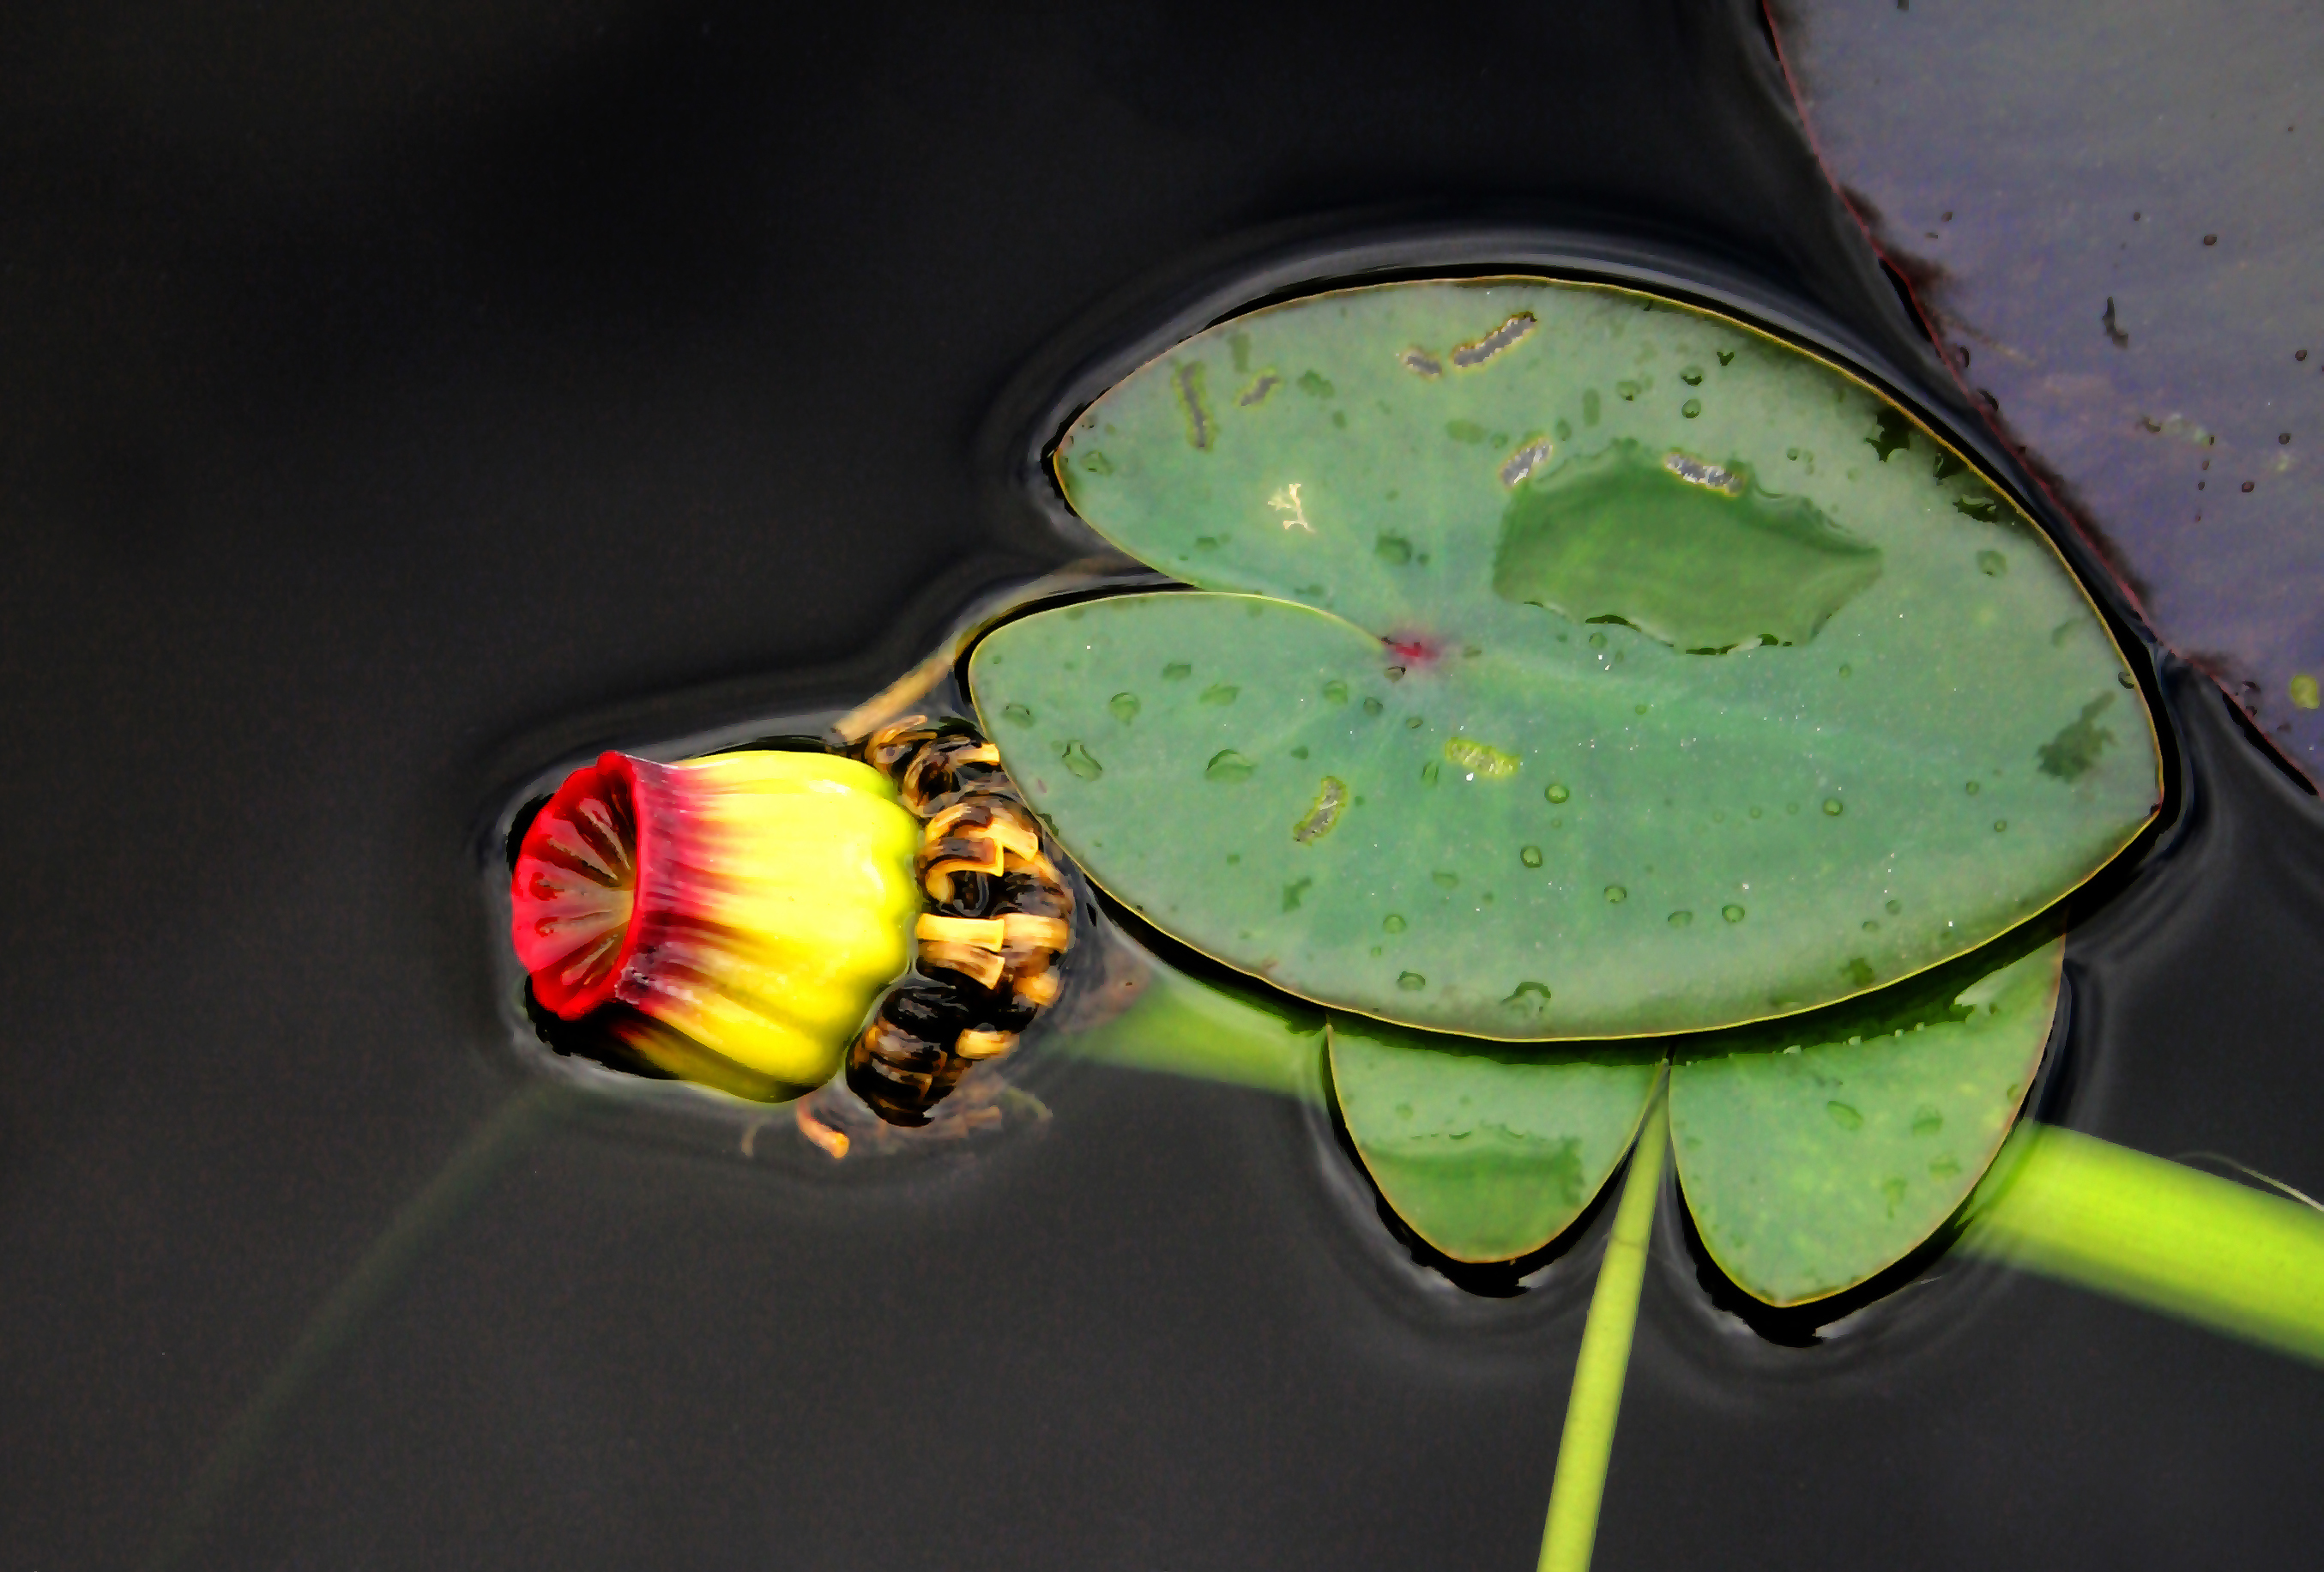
[{"left": 844, "top": 714, "right": 1077, "bottom": 1126}]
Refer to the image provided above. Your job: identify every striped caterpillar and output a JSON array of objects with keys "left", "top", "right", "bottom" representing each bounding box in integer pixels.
[{"left": 845, "top": 715, "right": 1077, "bottom": 1126}]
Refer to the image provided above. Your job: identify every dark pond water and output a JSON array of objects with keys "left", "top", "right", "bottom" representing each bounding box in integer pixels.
[{"left": 5, "top": 4, "right": 2320, "bottom": 1569}]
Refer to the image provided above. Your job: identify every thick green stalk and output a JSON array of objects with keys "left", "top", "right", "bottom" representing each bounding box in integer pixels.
[
  {"left": 1539, "top": 1073, "right": 1668, "bottom": 1572},
  {"left": 1965, "top": 1122, "right": 2324, "bottom": 1364}
]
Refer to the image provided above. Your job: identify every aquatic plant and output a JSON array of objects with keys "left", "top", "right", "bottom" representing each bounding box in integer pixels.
[
  {"left": 480, "top": 277, "right": 2311, "bottom": 1572},
  {"left": 968, "top": 277, "right": 2167, "bottom": 1568}
]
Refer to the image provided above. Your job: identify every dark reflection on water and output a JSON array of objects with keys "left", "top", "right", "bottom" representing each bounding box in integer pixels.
[{"left": 8, "top": 3, "right": 2323, "bottom": 1569}]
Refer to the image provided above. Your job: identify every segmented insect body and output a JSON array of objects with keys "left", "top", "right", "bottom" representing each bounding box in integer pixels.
[{"left": 848, "top": 715, "right": 1077, "bottom": 1125}]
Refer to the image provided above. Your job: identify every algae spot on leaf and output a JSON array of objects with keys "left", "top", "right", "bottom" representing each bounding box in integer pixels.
[
  {"left": 1492, "top": 438, "right": 1882, "bottom": 652},
  {"left": 1866, "top": 408, "right": 1914, "bottom": 461},
  {"left": 1292, "top": 776, "right": 1347, "bottom": 843},
  {"left": 1500, "top": 438, "right": 1554, "bottom": 487},
  {"left": 1171, "top": 361, "right": 1214, "bottom": 450},
  {"left": 1237, "top": 371, "right": 1283, "bottom": 407},
  {"left": 2037, "top": 694, "right": 2117, "bottom": 780},
  {"left": 1443, "top": 737, "right": 1521, "bottom": 778},
  {"left": 1450, "top": 311, "right": 1537, "bottom": 368}
]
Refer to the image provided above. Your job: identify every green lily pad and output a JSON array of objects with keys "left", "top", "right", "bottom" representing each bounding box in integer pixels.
[
  {"left": 1669, "top": 931, "right": 2063, "bottom": 1305},
  {"left": 1330, "top": 1018, "right": 1662, "bottom": 1262},
  {"left": 973, "top": 279, "right": 2158, "bottom": 1038}
]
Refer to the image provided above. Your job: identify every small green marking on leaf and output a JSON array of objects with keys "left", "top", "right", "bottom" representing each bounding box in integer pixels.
[
  {"left": 2037, "top": 694, "right": 2117, "bottom": 781},
  {"left": 1866, "top": 408, "right": 1914, "bottom": 461},
  {"left": 1443, "top": 737, "right": 1521, "bottom": 778},
  {"left": 1172, "top": 361, "right": 1213, "bottom": 450},
  {"left": 1293, "top": 776, "right": 1347, "bottom": 843}
]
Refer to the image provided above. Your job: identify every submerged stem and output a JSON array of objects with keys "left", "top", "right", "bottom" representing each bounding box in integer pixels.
[{"left": 1538, "top": 1071, "right": 1668, "bottom": 1572}]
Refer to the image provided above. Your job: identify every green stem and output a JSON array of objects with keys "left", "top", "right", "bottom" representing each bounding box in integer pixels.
[
  {"left": 1965, "top": 1122, "right": 2324, "bottom": 1364},
  {"left": 1539, "top": 1071, "right": 1668, "bottom": 1572},
  {"left": 149, "top": 1085, "right": 562, "bottom": 1569}
]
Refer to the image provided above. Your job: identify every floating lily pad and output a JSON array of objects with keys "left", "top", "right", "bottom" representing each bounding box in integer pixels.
[
  {"left": 1330, "top": 1019, "right": 1662, "bottom": 1262},
  {"left": 1669, "top": 931, "right": 2062, "bottom": 1304},
  {"left": 973, "top": 280, "right": 2158, "bottom": 1038}
]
